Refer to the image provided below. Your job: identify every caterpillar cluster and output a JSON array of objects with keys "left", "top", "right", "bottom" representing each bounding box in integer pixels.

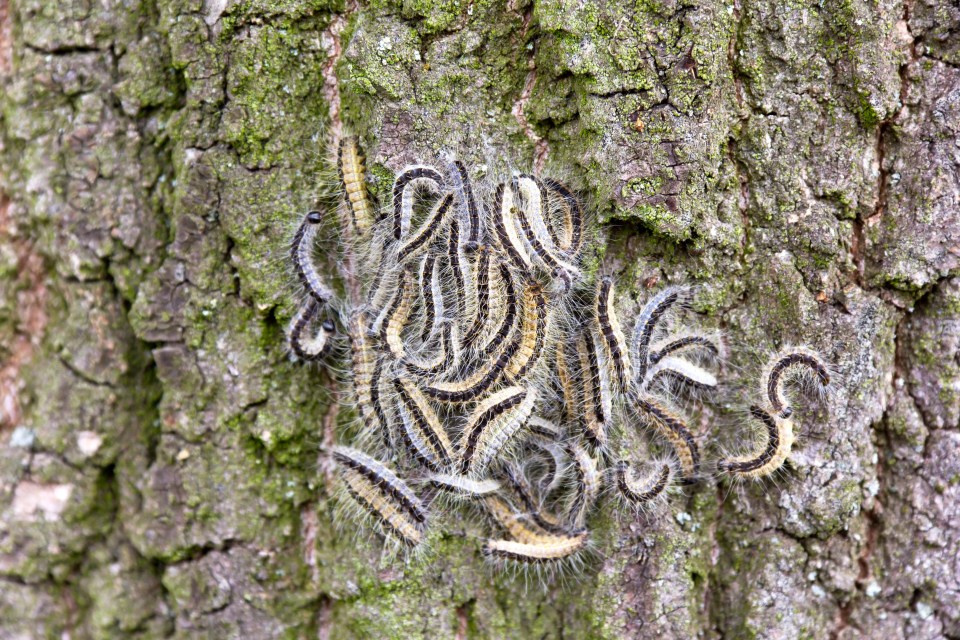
[{"left": 287, "top": 136, "right": 832, "bottom": 574}]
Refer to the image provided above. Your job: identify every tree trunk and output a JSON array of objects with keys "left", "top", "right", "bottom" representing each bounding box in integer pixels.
[{"left": 1, "top": 0, "right": 958, "bottom": 637}]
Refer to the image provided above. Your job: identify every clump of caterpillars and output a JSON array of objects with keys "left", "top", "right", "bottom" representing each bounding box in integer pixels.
[{"left": 287, "top": 136, "right": 832, "bottom": 577}]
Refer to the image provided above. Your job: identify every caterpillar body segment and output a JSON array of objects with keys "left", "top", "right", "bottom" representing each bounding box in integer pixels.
[
  {"left": 418, "top": 255, "right": 439, "bottom": 343},
  {"left": 422, "top": 324, "right": 520, "bottom": 403},
  {"left": 459, "top": 386, "right": 538, "bottom": 475},
  {"left": 595, "top": 277, "right": 632, "bottom": 390},
  {"left": 566, "top": 442, "right": 600, "bottom": 528},
  {"left": 631, "top": 287, "right": 690, "bottom": 384},
  {"left": 462, "top": 244, "right": 492, "bottom": 348},
  {"left": 384, "top": 267, "right": 415, "bottom": 360},
  {"left": 632, "top": 395, "right": 700, "bottom": 482},
  {"left": 446, "top": 217, "right": 467, "bottom": 318},
  {"left": 402, "top": 321, "right": 454, "bottom": 378},
  {"left": 393, "top": 376, "right": 455, "bottom": 471},
  {"left": 718, "top": 405, "right": 795, "bottom": 479},
  {"left": 348, "top": 313, "right": 389, "bottom": 440},
  {"left": 447, "top": 159, "right": 481, "bottom": 246},
  {"left": 397, "top": 192, "right": 454, "bottom": 263},
  {"left": 554, "top": 338, "right": 580, "bottom": 425},
  {"left": 615, "top": 460, "right": 673, "bottom": 508},
  {"left": 492, "top": 183, "right": 535, "bottom": 272},
  {"left": 540, "top": 177, "right": 583, "bottom": 254},
  {"left": 429, "top": 473, "right": 501, "bottom": 497},
  {"left": 646, "top": 356, "right": 718, "bottom": 390},
  {"left": 649, "top": 334, "right": 721, "bottom": 366},
  {"left": 501, "top": 464, "right": 570, "bottom": 535},
  {"left": 763, "top": 348, "right": 831, "bottom": 419},
  {"left": 527, "top": 415, "right": 562, "bottom": 440},
  {"left": 337, "top": 136, "right": 376, "bottom": 236},
  {"left": 577, "top": 331, "right": 610, "bottom": 448},
  {"left": 482, "top": 530, "right": 589, "bottom": 564},
  {"left": 291, "top": 211, "right": 337, "bottom": 304},
  {"left": 288, "top": 299, "right": 335, "bottom": 362},
  {"left": 505, "top": 279, "right": 551, "bottom": 379},
  {"left": 393, "top": 165, "right": 445, "bottom": 240},
  {"left": 478, "top": 261, "right": 519, "bottom": 357},
  {"left": 332, "top": 446, "right": 427, "bottom": 546}
]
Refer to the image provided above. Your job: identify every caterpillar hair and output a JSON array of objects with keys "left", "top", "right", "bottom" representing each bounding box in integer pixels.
[
  {"left": 291, "top": 210, "right": 336, "bottom": 304},
  {"left": 332, "top": 446, "right": 427, "bottom": 546},
  {"left": 393, "top": 165, "right": 445, "bottom": 240},
  {"left": 288, "top": 299, "right": 335, "bottom": 361},
  {"left": 338, "top": 136, "right": 376, "bottom": 236},
  {"left": 459, "top": 386, "right": 537, "bottom": 475},
  {"left": 717, "top": 405, "right": 794, "bottom": 479},
  {"left": 763, "top": 348, "right": 831, "bottom": 419}
]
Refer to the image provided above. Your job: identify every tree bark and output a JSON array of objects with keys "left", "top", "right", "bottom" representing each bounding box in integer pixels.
[{"left": 1, "top": 0, "right": 958, "bottom": 638}]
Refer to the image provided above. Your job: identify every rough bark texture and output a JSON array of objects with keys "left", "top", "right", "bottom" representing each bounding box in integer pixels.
[{"left": 0, "top": 0, "right": 958, "bottom": 638}]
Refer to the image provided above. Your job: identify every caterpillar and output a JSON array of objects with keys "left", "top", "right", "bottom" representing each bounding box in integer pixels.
[
  {"left": 717, "top": 405, "right": 794, "bottom": 479},
  {"left": 393, "top": 165, "right": 445, "bottom": 240},
  {"left": 615, "top": 461, "right": 673, "bottom": 512},
  {"left": 394, "top": 375, "right": 455, "bottom": 471},
  {"left": 459, "top": 386, "right": 537, "bottom": 475},
  {"left": 596, "top": 277, "right": 632, "bottom": 390},
  {"left": 288, "top": 299, "right": 335, "bottom": 362},
  {"left": 763, "top": 348, "right": 831, "bottom": 419},
  {"left": 291, "top": 210, "right": 336, "bottom": 304},
  {"left": 632, "top": 395, "right": 700, "bottom": 482},
  {"left": 337, "top": 136, "right": 376, "bottom": 236},
  {"left": 333, "top": 446, "right": 427, "bottom": 546}
]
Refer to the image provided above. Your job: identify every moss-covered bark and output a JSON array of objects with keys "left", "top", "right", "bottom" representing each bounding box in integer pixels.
[{"left": 1, "top": 0, "right": 958, "bottom": 637}]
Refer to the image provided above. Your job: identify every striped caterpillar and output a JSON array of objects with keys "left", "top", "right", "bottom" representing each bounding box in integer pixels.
[{"left": 286, "top": 135, "right": 834, "bottom": 579}]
